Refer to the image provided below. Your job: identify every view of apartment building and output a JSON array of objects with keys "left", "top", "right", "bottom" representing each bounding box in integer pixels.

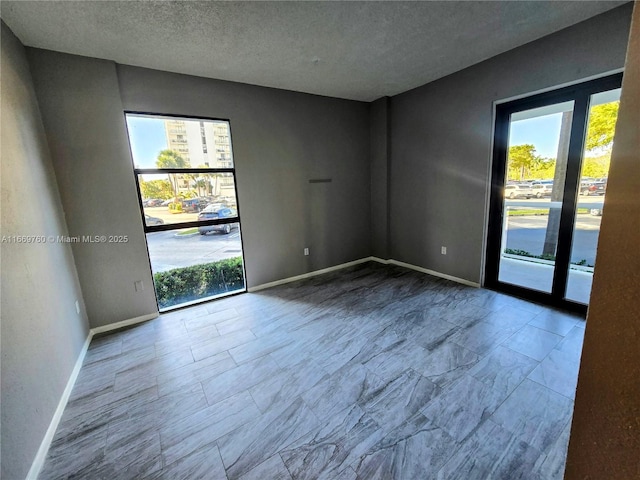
[{"left": 164, "top": 118, "right": 235, "bottom": 197}]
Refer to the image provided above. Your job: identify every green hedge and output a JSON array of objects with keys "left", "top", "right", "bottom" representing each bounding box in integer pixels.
[{"left": 154, "top": 257, "right": 244, "bottom": 308}]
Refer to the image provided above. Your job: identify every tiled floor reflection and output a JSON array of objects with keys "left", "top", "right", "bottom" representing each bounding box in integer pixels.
[{"left": 39, "top": 262, "right": 585, "bottom": 479}]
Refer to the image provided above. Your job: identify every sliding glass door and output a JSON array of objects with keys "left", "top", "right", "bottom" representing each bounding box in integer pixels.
[{"left": 486, "top": 74, "right": 621, "bottom": 312}]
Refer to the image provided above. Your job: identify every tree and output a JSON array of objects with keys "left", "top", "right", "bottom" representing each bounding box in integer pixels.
[
  {"left": 139, "top": 179, "right": 173, "bottom": 200},
  {"left": 581, "top": 155, "right": 611, "bottom": 178},
  {"left": 156, "top": 150, "right": 189, "bottom": 196},
  {"left": 585, "top": 101, "right": 619, "bottom": 152},
  {"left": 508, "top": 144, "right": 538, "bottom": 181}
]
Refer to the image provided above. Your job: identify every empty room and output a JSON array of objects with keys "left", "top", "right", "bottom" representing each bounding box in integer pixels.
[{"left": 1, "top": 1, "right": 639, "bottom": 479}]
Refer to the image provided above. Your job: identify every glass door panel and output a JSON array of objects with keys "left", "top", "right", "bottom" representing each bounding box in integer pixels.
[
  {"left": 498, "top": 101, "right": 574, "bottom": 293},
  {"left": 487, "top": 74, "right": 622, "bottom": 312},
  {"left": 566, "top": 88, "right": 621, "bottom": 304}
]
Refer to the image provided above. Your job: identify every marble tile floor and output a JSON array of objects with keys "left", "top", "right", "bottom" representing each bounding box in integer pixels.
[{"left": 39, "top": 262, "right": 586, "bottom": 479}]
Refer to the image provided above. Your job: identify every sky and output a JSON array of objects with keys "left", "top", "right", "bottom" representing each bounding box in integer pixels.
[
  {"left": 126, "top": 115, "right": 167, "bottom": 168},
  {"left": 509, "top": 113, "right": 563, "bottom": 159},
  {"left": 125, "top": 111, "right": 564, "bottom": 166}
]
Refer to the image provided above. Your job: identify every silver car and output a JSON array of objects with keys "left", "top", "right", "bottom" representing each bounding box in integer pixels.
[
  {"left": 530, "top": 181, "right": 553, "bottom": 198},
  {"left": 504, "top": 183, "right": 533, "bottom": 199}
]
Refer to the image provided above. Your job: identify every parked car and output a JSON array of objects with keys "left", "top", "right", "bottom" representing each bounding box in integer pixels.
[
  {"left": 530, "top": 181, "right": 553, "bottom": 198},
  {"left": 590, "top": 208, "right": 603, "bottom": 216},
  {"left": 198, "top": 205, "right": 238, "bottom": 235},
  {"left": 144, "top": 198, "right": 164, "bottom": 207},
  {"left": 181, "top": 197, "right": 209, "bottom": 212},
  {"left": 580, "top": 180, "right": 594, "bottom": 195},
  {"left": 587, "top": 181, "right": 607, "bottom": 196},
  {"left": 504, "top": 183, "right": 533, "bottom": 199},
  {"left": 144, "top": 214, "right": 164, "bottom": 226}
]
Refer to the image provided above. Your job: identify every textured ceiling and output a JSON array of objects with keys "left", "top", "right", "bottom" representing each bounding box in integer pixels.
[{"left": 0, "top": 1, "right": 627, "bottom": 101}]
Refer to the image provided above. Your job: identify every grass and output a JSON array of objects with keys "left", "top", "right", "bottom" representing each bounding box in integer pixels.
[
  {"left": 507, "top": 208, "right": 589, "bottom": 216},
  {"left": 175, "top": 228, "right": 199, "bottom": 236},
  {"left": 505, "top": 248, "right": 593, "bottom": 267}
]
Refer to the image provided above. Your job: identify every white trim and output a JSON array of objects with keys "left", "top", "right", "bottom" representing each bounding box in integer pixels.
[
  {"left": 26, "top": 310, "right": 159, "bottom": 479},
  {"left": 381, "top": 258, "right": 481, "bottom": 288},
  {"left": 248, "top": 256, "right": 479, "bottom": 293},
  {"left": 26, "top": 333, "right": 92, "bottom": 480},
  {"left": 369, "top": 256, "right": 390, "bottom": 264},
  {"left": 90, "top": 312, "right": 158, "bottom": 336},
  {"left": 247, "top": 257, "right": 377, "bottom": 292}
]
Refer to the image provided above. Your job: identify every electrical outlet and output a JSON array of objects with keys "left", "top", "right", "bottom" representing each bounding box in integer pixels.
[
  {"left": 441, "top": 246, "right": 447, "bottom": 255},
  {"left": 134, "top": 280, "right": 144, "bottom": 292},
  {"left": 75, "top": 301, "right": 80, "bottom": 314},
  {"left": 304, "top": 248, "right": 310, "bottom": 256}
]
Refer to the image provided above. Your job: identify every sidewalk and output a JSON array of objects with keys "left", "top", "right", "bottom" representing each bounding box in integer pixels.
[{"left": 499, "top": 256, "right": 593, "bottom": 304}]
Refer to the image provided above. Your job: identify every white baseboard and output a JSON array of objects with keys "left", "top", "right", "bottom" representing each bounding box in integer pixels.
[
  {"left": 247, "top": 257, "right": 377, "bottom": 292},
  {"left": 26, "top": 311, "right": 158, "bottom": 479},
  {"left": 25, "top": 332, "right": 92, "bottom": 480},
  {"left": 90, "top": 312, "right": 158, "bottom": 336},
  {"left": 248, "top": 256, "right": 480, "bottom": 292},
  {"left": 379, "top": 258, "right": 481, "bottom": 288}
]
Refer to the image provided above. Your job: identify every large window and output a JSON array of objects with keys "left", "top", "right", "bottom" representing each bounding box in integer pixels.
[{"left": 126, "top": 114, "right": 246, "bottom": 310}]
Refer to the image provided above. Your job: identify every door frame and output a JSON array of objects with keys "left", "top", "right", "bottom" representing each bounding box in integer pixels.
[{"left": 485, "top": 73, "right": 622, "bottom": 314}]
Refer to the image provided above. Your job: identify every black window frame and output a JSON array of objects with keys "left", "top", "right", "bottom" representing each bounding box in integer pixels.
[
  {"left": 125, "top": 112, "right": 242, "bottom": 235},
  {"left": 485, "top": 73, "right": 623, "bottom": 314}
]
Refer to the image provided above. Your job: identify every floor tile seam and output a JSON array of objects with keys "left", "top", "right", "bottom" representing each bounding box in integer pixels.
[
  {"left": 83, "top": 349, "right": 125, "bottom": 366},
  {"left": 113, "top": 354, "right": 196, "bottom": 386},
  {"left": 506, "top": 326, "right": 577, "bottom": 365},
  {"left": 447, "top": 338, "right": 492, "bottom": 363},
  {"left": 421, "top": 367, "right": 474, "bottom": 402},
  {"left": 157, "top": 437, "right": 221, "bottom": 472},
  {"left": 187, "top": 328, "right": 258, "bottom": 353},
  {"left": 525, "top": 375, "right": 577, "bottom": 401},
  {"left": 499, "top": 340, "right": 553, "bottom": 363},
  {"left": 196, "top": 356, "right": 241, "bottom": 388},
  {"left": 63, "top": 384, "right": 159, "bottom": 425},
  {"left": 100, "top": 355, "right": 160, "bottom": 378},
  {"left": 48, "top": 419, "right": 110, "bottom": 455},
  {"left": 492, "top": 422, "right": 546, "bottom": 471},
  {"left": 526, "top": 312, "right": 581, "bottom": 336},
  {"left": 65, "top": 378, "right": 158, "bottom": 412},
  {"left": 182, "top": 316, "right": 243, "bottom": 336},
  {"left": 436, "top": 371, "right": 510, "bottom": 420},
  {"left": 494, "top": 409, "right": 573, "bottom": 460},
  {"left": 413, "top": 325, "right": 463, "bottom": 353},
  {"left": 102, "top": 395, "right": 192, "bottom": 442},
  {"left": 488, "top": 381, "right": 575, "bottom": 450},
  {"left": 226, "top": 337, "right": 298, "bottom": 366},
  {"left": 518, "top": 323, "right": 566, "bottom": 343},
  {"left": 157, "top": 416, "right": 238, "bottom": 469},
  {"left": 225, "top": 412, "right": 320, "bottom": 480},
  {"left": 245, "top": 386, "right": 268, "bottom": 415},
  {"left": 46, "top": 432, "right": 109, "bottom": 465},
  {"left": 468, "top": 346, "right": 540, "bottom": 392},
  {"left": 550, "top": 341, "right": 584, "bottom": 361},
  {"left": 482, "top": 370, "right": 535, "bottom": 429}
]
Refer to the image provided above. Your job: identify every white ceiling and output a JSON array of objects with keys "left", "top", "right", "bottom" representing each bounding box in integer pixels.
[{"left": 0, "top": 1, "right": 627, "bottom": 102}]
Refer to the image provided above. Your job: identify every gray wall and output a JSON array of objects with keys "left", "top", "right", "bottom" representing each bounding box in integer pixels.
[
  {"left": 22, "top": 50, "right": 370, "bottom": 329},
  {"left": 27, "top": 50, "right": 159, "bottom": 328},
  {"left": 0, "top": 22, "right": 90, "bottom": 480},
  {"left": 389, "top": 3, "right": 634, "bottom": 283},
  {"left": 370, "top": 97, "right": 390, "bottom": 259},
  {"left": 116, "top": 65, "right": 371, "bottom": 287},
  {"left": 566, "top": 3, "right": 640, "bottom": 477}
]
